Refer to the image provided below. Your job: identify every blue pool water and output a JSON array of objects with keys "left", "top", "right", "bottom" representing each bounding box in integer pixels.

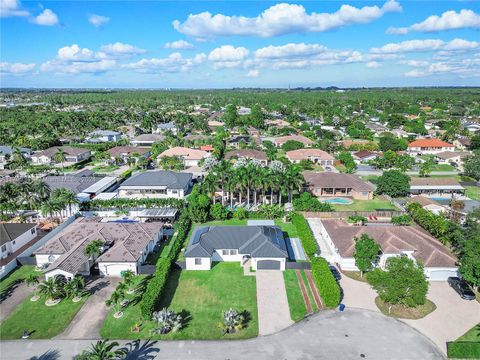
[{"left": 322, "top": 197, "right": 352, "bottom": 205}]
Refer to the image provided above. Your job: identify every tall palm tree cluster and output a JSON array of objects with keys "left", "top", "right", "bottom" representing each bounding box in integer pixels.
[
  {"left": 202, "top": 159, "right": 304, "bottom": 209},
  {"left": 0, "top": 178, "right": 79, "bottom": 222}
]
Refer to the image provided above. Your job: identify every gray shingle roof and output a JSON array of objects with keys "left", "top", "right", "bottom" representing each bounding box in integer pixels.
[
  {"left": 185, "top": 226, "right": 288, "bottom": 258},
  {"left": 0, "top": 223, "right": 36, "bottom": 245},
  {"left": 43, "top": 175, "right": 104, "bottom": 194},
  {"left": 120, "top": 171, "right": 192, "bottom": 189}
]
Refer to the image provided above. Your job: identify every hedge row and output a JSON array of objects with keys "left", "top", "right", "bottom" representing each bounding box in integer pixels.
[
  {"left": 311, "top": 257, "right": 341, "bottom": 308},
  {"left": 140, "top": 210, "right": 191, "bottom": 318},
  {"left": 291, "top": 213, "right": 317, "bottom": 259},
  {"left": 81, "top": 197, "right": 185, "bottom": 211},
  {"left": 447, "top": 341, "right": 480, "bottom": 359}
]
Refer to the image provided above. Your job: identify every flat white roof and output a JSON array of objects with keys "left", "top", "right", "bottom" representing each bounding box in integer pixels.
[
  {"left": 83, "top": 176, "right": 117, "bottom": 194},
  {"left": 94, "top": 192, "right": 118, "bottom": 200}
]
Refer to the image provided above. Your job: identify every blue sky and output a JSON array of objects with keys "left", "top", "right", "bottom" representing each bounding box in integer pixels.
[{"left": 1, "top": 0, "right": 479, "bottom": 88}]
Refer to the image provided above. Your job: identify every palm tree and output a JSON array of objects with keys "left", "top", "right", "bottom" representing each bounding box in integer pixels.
[
  {"left": 40, "top": 199, "right": 62, "bottom": 224},
  {"left": 64, "top": 276, "right": 85, "bottom": 300},
  {"left": 57, "top": 189, "right": 79, "bottom": 216},
  {"left": 38, "top": 277, "right": 63, "bottom": 303},
  {"left": 106, "top": 289, "right": 125, "bottom": 318},
  {"left": 25, "top": 274, "right": 40, "bottom": 300},
  {"left": 53, "top": 148, "right": 67, "bottom": 170},
  {"left": 31, "top": 179, "right": 51, "bottom": 201},
  {"left": 76, "top": 339, "right": 127, "bottom": 360},
  {"left": 121, "top": 270, "right": 135, "bottom": 293},
  {"left": 84, "top": 239, "right": 104, "bottom": 260}
]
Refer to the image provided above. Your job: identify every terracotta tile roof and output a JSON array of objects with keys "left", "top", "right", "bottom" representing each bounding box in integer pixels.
[
  {"left": 303, "top": 171, "right": 374, "bottom": 192},
  {"left": 321, "top": 219, "right": 457, "bottom": 267},
  {"left": 410, "top": 177, "right": 462, "bottom": 187},
  {"left": 286, "top": 149, "right": 334, "bottom": 161},
  {"left": 159, "top": 146, "right": 208, "bottom": 160},
  {"left": 200, "top": 145, "right": 214, "bottom": 151},
  {"left": 408, "top": 138, "right": 453, "bottom": 148},
  {"left": 108, "top": 146, "right": 150, "bottom": 157},
  {"left": 274, "top": 135, "right": 315, "bottom": 146}
]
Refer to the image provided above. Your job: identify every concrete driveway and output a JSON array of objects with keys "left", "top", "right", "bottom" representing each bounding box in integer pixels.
[
  {"left": 403, "top": 282, "right": 480, "bottom": 352},
  {"left": 56, "top": 277, "right": 119, "bottom": 339},
  {"left": 255, "top": 270, "right": 293, "bottom": 335},
  {"left": 0, "top": 309, "right": 444, "bottom": 360},
  {"left": 0, "top": 282, "right": 32, "bottom": 323},
  {"left": 339, "top": 275, "right": 480, "bottom": 354}
]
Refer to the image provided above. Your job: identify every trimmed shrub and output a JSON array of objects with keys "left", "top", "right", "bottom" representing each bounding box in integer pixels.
[
  {"left": 81, "top": 198, "right": 185, "bottom": 211},
  {"left": 311, "top": 257, "right": 341, "bottom": 308},
  {"left": 293, "top": 192, "right": 333, "bottom": 212},
  {"left": 447, "top": 341, "right": 480, "bottom": 359},
  {"left": 140, "top": 211, "right": 191, "bottom": 318},
  {"left": 291, "top": 213, "right": 317, "bottom": 259}
]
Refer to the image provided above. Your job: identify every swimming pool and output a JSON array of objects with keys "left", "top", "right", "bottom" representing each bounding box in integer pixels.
[{"left": 321, "top": 197, "right": 353, "bottom": 205}]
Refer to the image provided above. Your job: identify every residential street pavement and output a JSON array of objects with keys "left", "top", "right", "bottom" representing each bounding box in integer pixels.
[
  {"left": 255, "top": 270, "right": 293, "bottom": 335},
  {"left": 55, "top": 277, "right": 119, "bottom": 340},
  {"left": 0, "top": 309, "right": 444, "bottom": 360}
]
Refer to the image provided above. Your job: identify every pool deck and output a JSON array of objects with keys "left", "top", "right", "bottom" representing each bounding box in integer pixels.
[{"left": 319, "top": 197, "right": 354, "bottom": 205}]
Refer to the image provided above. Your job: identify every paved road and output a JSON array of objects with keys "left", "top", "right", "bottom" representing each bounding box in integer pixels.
[
  {"left": 55, "top": 277, "right": 119, "bottom": 340},
  {"left": 0, "top": 282, "right": 31, "bottom": 322},
  {"left": 0, "top": 309, "right": 444, "bottom": 360},
  {"left": 256, "top": 270, "right": 293, "bottom": 335}
]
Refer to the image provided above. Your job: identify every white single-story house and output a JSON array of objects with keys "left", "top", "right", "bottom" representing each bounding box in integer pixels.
[
  {"left": 1, "top": 223, "right": 37, "bottom": 260},
  {"left": 31, "top": 146, "right": 91, "bottom": 165},
  {"left": 408, "top": 196, "right": 447, "bottom": 215},
  {"left": 317, "top": 219, "right": 458, "bottom": 281},
  {"left": 158, "top": 147, "right": 210, "bottom": 167},
  {"left": 185, "top": 225, "right": 288, "bottom": 271},
  {"left": 87, "top": 130, "right": 122, "bottom": 143},
  {"left": 35, "top": 217, "right": 165, "bottom": 279}
]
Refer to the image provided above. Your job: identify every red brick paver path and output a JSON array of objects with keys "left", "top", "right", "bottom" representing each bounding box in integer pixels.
[
  {"left": 305, "top": 270, "right": 323, "bottom": 309},
  {"left": 295, "top": 270, "right": 313, "bottom": 314}
]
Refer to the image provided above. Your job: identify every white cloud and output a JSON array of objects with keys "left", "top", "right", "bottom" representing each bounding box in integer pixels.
[
  {"left": 173, "top": 0, "right": 401, "bottom": 39},
  {"left": 0, "top": 0, "right": 29, "bottom": 17},
  {"left": 0, "top": 62, "right": 35, "bottom": 74},
  {"left": 164, "top": 40, "right": 194, "bottom": 50},
  {"left": 32, "top": 8, "right": 58, "bottom": 26},
  {"left": 247, "top": 69, "right": 260, "bottom": 77},
  {"left": 388, "top": 9, "right": 480, "bottom": 34},
  {"left": 371, "top": 38, "right": 479, "bottom": 54},
  {"left": 88, "top": 14, "right": 109, "bottom": 27},
  {"left": 124, "top": 52, "right": 206, "bottom": 73},
  {"left": 208, "top": 45, "right": 249, "bottom": 69},
  {"left": 40, "top": 59, "right": 115, "bottom": 74},
  {"left": 366, "top": 61, "right": 381, "bottom": 68},
  {"left": 57, "top": 44, "right": 96, "bottom": 61},
  {"left": 99, "top": 42, "right": 146, "bottom": 58}
]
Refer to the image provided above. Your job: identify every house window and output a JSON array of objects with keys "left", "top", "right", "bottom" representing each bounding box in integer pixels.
[
  {"left": 229, "top": 249, "right": 237, "bottom": 255},
  {"left": 12, "top": 241, "right": 16, "bottom": 245},
  {"left": 1, "top": 245, "right": 6, "bottom": 253},
  {"left": 222, "top": 250, "right": 228, "bottom": 255},
  {"left": 195, "top": 258, "right": 202, "bottom": 265},
  {"left": 48, "top": 255, "right": 55, "bottom": 262},
  {"left": 31, "top": 228, "right": 35, "bottom": 235}
]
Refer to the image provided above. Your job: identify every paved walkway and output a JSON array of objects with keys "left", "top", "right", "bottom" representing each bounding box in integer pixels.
[
  {"left": 55, "top": 277, "right": 119, "bottom": 339},
  {"left": 306, "top": 218, "right": 334, "bottom": 259},
  {"left": 0, "top": 282, "right": 31, "bottom": 322},
  {"left": 255, "top": 270, "right": 293, "bottom": 335},
  {"left": 0, "top": 309, "right": 444, "bottom": 359}
]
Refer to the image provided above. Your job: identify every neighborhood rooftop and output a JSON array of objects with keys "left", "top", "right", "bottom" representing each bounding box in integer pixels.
[{"left": 120, "top": 170, "right": 192, "bottom": 188}]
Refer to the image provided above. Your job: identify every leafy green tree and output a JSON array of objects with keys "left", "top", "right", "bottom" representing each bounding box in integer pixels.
[
  {"left": 378, "top": 133, "right": 408, "bottom": 152},
  {"left": 368, "top": 256, "right": 428, "bottom": 312},
  {"left": 419, "top": 157, "right": 433, "bottom": 177},
  {"left": 84, "top": 239, "right": 104, "bottom": 260},
  {"left": 158, "top": 155, "right": 184, "bottom": 171},
  {"left": 223, "top": 104, "right": 238, "bottom": 128},
  {"left": 233, "top": 207, "right": 247, "bottom": 220},
  {"left": 281, "top": 140, "right": 304, "bottom": 152},
  {"left": 210, "top": 203, "right": 229, "bottom": 220},
  {"left": 464, "top": 151, "right": 480, "bottom": 181},
  {"left": 375, "top": 170, "right": 410, "bottom": 198},
  {"left": 337, "top": 151, "right": 356, "bottom": 173},
  {"left": 458, "top": 235, "right": 480, "bottom": 287},
  {"left": 188, "top": 186, "right": 211, "bottom": 223},
  {"left": 292, "top": 192, "right": 333, "bottom": 212},
  {"left": 470, "top": 135, "right": 480, "bottom": 150},
  {"left": 249, "top": 104, "right": 265, "bottom": 129},
  {"left": 354, "top": 234, "right": 380, "bottom": 277},
  {"left": 391, "top": 215, "right": 412, "bottom": 226}
]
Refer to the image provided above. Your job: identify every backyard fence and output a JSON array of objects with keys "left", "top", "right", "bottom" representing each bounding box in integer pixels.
[{"left": 302, "top": 210, "right": 406, "bottom": 219}]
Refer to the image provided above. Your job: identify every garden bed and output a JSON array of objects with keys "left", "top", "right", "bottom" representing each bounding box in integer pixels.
[
  {"left": 342, "top": 270, "right": 369, "bottom": 283},
  {"left": 374, "top": 297, "right": 436, "bottom": 320}
]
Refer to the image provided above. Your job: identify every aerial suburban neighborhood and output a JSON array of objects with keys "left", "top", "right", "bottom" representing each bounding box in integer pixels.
[{"left": 1, "top": 1, "right": 480, "bottom": 360}]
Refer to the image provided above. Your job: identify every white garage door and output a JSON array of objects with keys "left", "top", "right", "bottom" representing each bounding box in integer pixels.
[{"left": 429, "top": 269, "right": 457, "bottom": 281}]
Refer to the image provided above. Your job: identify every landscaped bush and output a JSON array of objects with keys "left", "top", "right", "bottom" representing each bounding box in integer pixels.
[
  {"left": 447, "top": 341, "right": 480, "bottom": 359},
  {"left": 407, "top": 202, "right": 450, "bottom": 243},
  {"left": 140, "top": 211, "right": 191, "bottom": 318},
  {"left": 293, "top": 192, "right": 333, "bottom": 212},
  {"left": 391, "top": 214, "right": 412, "bottom": 226},
  {"left": 290, "top": 213, "right": 317, "bottom": 259},
  {"left": 310, "top": 257, "right": 341, "bottom": 308},
  {"left": 81, "top": 198, "right": 185, "bottom": 211}
]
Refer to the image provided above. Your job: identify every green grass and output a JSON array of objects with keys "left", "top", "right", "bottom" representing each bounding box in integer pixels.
[
  {"left": 331, "top": 198, "right": 397, "bottom": 212},
  {"left": 274, "top": 219, "right": 299, "bottom": 238},
  {"left": 91, "top": 164, "right": 120, "bottom": 173},
  {"left": 100, "top": 263, "right": 258, "bottom": 340},
  {"left": 0, "top": 266, "right": 39, "bottom": 294},
  {"left": 448, "top": 324, "right": 480, "bottom": 359},
  {"left": 430, "top": 164, "right": 456, "bottom": 172},
  {"left": 283, "top": 270, "right": 307, "bottom": 322},
  {"left": 0, "top": 294, "right": 88, "bottom": 339},
  {"left": 203, "top": 219, "right": 248, "bottom": 226},
  {"left": 457, "top": 324, "right": 480, "bottom": 342},
  {"left": 301, "top": 270, "right": 318, "bottom": 312},
  {"left": 466, "top": 186, "right": 480, "bottom": 201},
  {"left": 374, "top": 297, "right": 436, "bottom": 320}
]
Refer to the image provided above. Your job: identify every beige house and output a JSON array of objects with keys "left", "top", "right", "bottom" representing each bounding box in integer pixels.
[
  {"left": 435, "top": 151, "right": 470, "bottom": 171},
  {"left": 273, "top": 135, "right": 315, "bottom": 148},
  {"left": 407, "top": 138, "right": 455, "bottom": 155},
  {"left": 286, "top": 149, "right": 334, "bottom": 165},
  {"left": 158, "top": 146, "right": 210, "bottom": 167},
  {"left": 31, "top": 146, "right": 91, "bottom": 165},
  {"left": 225, "top": 149, "right": 268, "bottom": 165},
  {"left": 303, "top": 172, "right": 374, "bottom": 200}
]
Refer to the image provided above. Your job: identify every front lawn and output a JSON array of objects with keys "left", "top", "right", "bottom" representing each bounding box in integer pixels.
[
  {"left": 91, "top": 164, "right": 120, "bottom": 173},
  {"left": 448, "top": 324, "right": 480, "bottom": 359},
  {"left": 274, "top": 219, "right": 299, "bottom": 238},
  {"left": 466, "top": 186, "right": 480, "bottom": 201},
  {"left": 457, "top": 324, "right": 480, "bottom": 342},
  {"left": 342, "top": 270, "right": 368, "bottom": 283},
  {"left": 374, "top": 297, "right": 436, "bottom": 320},
  {"left": 430, "top": 164, "right": 456, "bottom": 172},
  {"left": 203, "top": 219, "right": 248, "bottom": 226},
  {"left": 0, "top": 266, "right": 39, "bottom": 294},
  {"left": 0, "top": 294, "right": 88, "bottom": 339},
  {"left": 101, "top": 263, "right": 258, "bottom": 340},
  {"left": 331, "top": 198, "right": 398, "bottom": 212},
  {"left": 283, "top": 270, "right": 307, "bottom": 321}
]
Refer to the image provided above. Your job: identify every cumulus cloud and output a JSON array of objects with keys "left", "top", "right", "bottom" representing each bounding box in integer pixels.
[
  {"left": 388, "top": 9, "right": 480, "bottom": 34},
  {"left": 371, "top": 38, "right": 479, "bottom": 53},
  {"left": 99, "top": 42, "right": 146, "bottom": 58},
  {"left": 0, "top": 0, "right": 29, "bottom": 17},
  {"left": 88, "top": 14, "right": 109, "bottom": 27},
  {"left": 32, "top": 8, "right": 59, "bottom": 26},
  {"left": 164, "top": 40, "right": 195, "bottom": 50},
  {"left": 403, "top": 51, "right": 480, "bottom": 78},
  {"left": 247, "top": 69, "right": 260, "bottom": 77},
  {"left": 208, "top": 45, "right": 249, "bottom": 69},
  {"left": 0, "top": 62, "right": 35, "bottom": 74},
  {"left": 124, "top": 52, "right": 206, "bottom": 73},
  {"left": 173, "top": 0, "right": 401, "bottom": 39},
  {"left": 366, "top": 61, "right": 381, "bottom": 68}
]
